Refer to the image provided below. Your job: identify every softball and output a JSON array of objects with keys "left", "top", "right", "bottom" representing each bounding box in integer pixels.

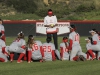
[{"left": 51, "top": 24, "right": 54, "bottom": 27}]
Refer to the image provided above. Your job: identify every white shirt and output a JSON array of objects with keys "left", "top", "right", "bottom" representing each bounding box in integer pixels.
[
  {"left": 69, "top": 31, "right": 80, "bottom": 47},
  {"left": 86, "top": 43, "right": 92, "bottom": 50},
  {"left": 92, "top": 34, "right": 100, "bottom": 44},
  {"left": 0, "top": 24, "right": 5, "bottom": 33},
  {"left": 60, "top": 42, "right": 69, "bottom": 60},
  {"left": 0, "top": 39, "right": 6, "bottom": 52},
  {"left": 31, "top": 40, "right": 42, "bottom": 59},
  {"left": 10, "top": 38, "right": 25, "bottom": 48},
  {"left": 44, "top": 15, "right": 58, "bottom": 33},
  {"left": 42, "top": 42, "right": 55, "bottom": 61}
]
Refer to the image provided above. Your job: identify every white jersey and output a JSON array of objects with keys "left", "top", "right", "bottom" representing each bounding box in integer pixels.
[
  {"left": 44, "top": 15, "right": 58, "bottom": 33},
  {"left": 92, "top": 34, "right": 100, "bottom": 44},
  {"left": 10, "top": 38, "right": 26, "bottom": 48},
  {"left": 30, "top": 40, "right": 42, "bottom": 60},
  {"left": 42, "top": 42, "right": 55, "bottom": 61},
  {"left": 69, "top": 31, "right": 80, "bottom": 47},
  {"left": 60, "top": 42, "right": 69, "bottom": 60},
  {"left": 0, "top": 24, "right": 5, "bottom": 33},
  {"left": 0, "top": 39, "right": 6, "bottom": 53},
  {"left": 86, "top": 43, "right": 92, "bottom": 50}
]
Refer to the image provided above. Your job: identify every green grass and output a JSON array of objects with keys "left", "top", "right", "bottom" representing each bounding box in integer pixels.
[
  {"left": 0, "top": 36, "right": 100, "bottom": 75},
  {"left": 0, "top": 14, "right": 42, "bottom": 20}
]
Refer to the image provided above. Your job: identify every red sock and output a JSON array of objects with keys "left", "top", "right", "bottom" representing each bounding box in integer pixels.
[
  {"left": 28, "top": 51, "right": 32, "bottom": 62},
  {"left": 73, "top": 56, "right": 79, "bottom": 61},
  {"left": 0, "top": 58, "right": 5, "bottom": 62},
  {"left": 17, "top": 53, "right": 25, "bottom": 62},
  {"left": 10, "top": 52, "right": 14, "bottom": 61},
  {"left": 87, "top": 52, "right": 90, "bottom": 59},
  {"left": 88, "top": 50, "right": 95, "bottom": 59},
  {"left": 23, "top": 54, "right": 27, "bottom": 61}
]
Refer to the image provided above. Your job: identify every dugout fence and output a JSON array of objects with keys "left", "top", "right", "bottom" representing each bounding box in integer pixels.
[{"left": 3, "top": 20, "right": 100, "bottom": 36}]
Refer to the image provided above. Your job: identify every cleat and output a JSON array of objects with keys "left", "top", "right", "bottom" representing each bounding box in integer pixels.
[
  {"left": 79, "top": 55, "right": 86, "bottom": 61},
  {"left": 76, "top": 56, "right": 80, "bottom": 62},
  {"left": 28, "top": 61, "right": 31, "bottom": 63},
  {"left": 17, "top": 60, "right": 23, "bottom": 63}
]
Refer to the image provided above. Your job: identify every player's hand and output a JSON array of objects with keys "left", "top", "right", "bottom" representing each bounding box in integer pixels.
[{"left": 49, "top": 24, "right": 55, "bottom": 28}]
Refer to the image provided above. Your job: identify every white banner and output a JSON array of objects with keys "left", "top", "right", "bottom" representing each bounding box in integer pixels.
[{"left": 36, "top": 22, "right": 70, "bottom": 35}]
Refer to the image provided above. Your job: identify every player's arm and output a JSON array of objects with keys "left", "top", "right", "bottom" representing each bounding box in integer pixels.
[
  {"left": 60, "top": 47, "right": 63, "bottom": 60},
  {"left": 68, "top": 34, "right": 73, "bottom": 50},
  {"left": 1, "top": 26, "right": 5, "bottom": 34},
  {"left": 21, "top": 40, "right": 26, "bottom": 49},
  {"left": 68, "top": 39, "right": 73, "bottom": 50},
  {"left": 54, "top": 15, "right": 58, "bottom": 27},
  {"left": 44, "top": 17, "right": 50, "bottom": 27},
  {"left": 40, "top": 46, "right": 44, "bottom": 57},
  {"left": 90, "top": 37, "right": 97, "bottom": 45},
  {"left": 2, "top": 42, "right": 9, "bottom": 56}
]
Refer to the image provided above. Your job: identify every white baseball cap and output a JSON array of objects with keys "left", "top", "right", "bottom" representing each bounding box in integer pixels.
[{"left": 85, "top": 38, "right": 89, "bottom": 40}]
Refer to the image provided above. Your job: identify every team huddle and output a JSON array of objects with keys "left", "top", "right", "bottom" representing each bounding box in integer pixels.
[
  {"left": 0, "top": 23, "right": 100, "bottom": 63},
  {"left": 0, "top": 8, "right": 100, "bottom": 63}
]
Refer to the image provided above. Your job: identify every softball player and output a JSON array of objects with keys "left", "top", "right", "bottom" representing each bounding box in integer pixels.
[
  {"left": 0, "top": 19, "right": 5, "bottom": 42},
  {"left": 9, "top": 31, "right": 26, "bottom": 63},
  {"left": 27, "top": 35, "right": 43, "bottom": 63},
  {"left": 85, "top": 37, "right": 96, "bottom": 60},
  {"left": 60, "top": 37, "right": 69, "bottom": 60},
  {"left": 44, "top": 9, "right": 60, "bottom": 60},
  {"left": 68, "top": 25, "right": 86, "bottom": 61},
  {"left": 89, "top": 29, "right": 100, "bottom": 60},
  {"left": 42, "top": 37, "right": 56, "bottom": 61},
  {"left": 0, "top": 33, "right": 9, "bottom": 62}
]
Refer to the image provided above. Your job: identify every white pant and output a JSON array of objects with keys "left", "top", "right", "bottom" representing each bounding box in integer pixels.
[
  {"left": 0, "top": 53, "right": 8, "bottom": 62},
  {"left": 9, "top": 45, "right": 25, "bottom": 54},
  {"left": 32, "top": 55, "right": 42, "bottom": 60},
  {"left": 70, "top": 45, "right": 86, "bottom": 61},
  {"left": 91, "top": 45, "right": 100, "bottom": 51}
]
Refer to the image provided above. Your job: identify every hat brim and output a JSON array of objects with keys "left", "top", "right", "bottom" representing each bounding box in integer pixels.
[
  {"left": 89, "top": 30, "right": 95, "bottom": 33},
  {"left": 85, "top": 38, "right": 89, "bottom": 40}
]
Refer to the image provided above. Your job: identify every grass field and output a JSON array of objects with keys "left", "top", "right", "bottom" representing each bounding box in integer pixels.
[{"left": 0, "top": 36, "right": 100, "bottom": 75}]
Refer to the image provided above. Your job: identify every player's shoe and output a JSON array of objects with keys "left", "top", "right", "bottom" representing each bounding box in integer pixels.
[
  {"left": 79, "top": 55, "right": 86, "bottom": 61},
  {"left": 92, "top": 57, "right": 96, "bottom": 60},
  {"left": 28, "top": 61, "right": 31, "bottom": 63},
  {"left": 10, "top": 59, "right": 13, "bottom": 63},
  {"left": 17, "top": 60, "right": 23, "bottom": 63},
  {"left": 76, "top": 56, "right": 80, "bottom": 62}
]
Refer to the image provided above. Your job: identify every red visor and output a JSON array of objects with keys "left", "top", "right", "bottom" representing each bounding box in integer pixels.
[
  {"left": 48, "top": 11, "right": 53, "bottom": 15},
  {"left": 63, "top": 39, "right": 68, "bottom": 43}
]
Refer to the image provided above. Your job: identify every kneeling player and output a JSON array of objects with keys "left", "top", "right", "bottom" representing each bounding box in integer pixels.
[
  {"left": 85, "top": 37, "right": 96, "bottom": 60},
  {"left": 60, "top": 37, "right": 69, "bottom": 60},
  {"left": 9, "top": 31, "right": 26, "bottom": 63},
  {"left": 42, "top": 37, "right": 56, "bottom": 61},
  {"left": 0, "top": 33, "right": 9, "bottom": 62},
  {"left": 27, "top": 35, "right": 43, "bottom": 63}
]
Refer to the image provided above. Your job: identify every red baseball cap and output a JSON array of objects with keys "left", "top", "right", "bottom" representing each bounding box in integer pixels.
[{"left": 48, "top": 11, "right": 53, "bottom": 15}]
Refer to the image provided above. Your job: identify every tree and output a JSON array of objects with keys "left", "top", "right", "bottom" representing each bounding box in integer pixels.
[{"left": 6, "top": 0, "right": 37, "bottom": 13}]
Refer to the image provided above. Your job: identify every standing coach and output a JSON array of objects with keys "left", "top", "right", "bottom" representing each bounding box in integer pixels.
[{"left": 44, "top": 9, "right": 60, "bottom": 60}]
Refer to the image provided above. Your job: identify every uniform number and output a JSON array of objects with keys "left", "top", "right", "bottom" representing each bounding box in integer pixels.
[
  {"left": 98, "top": 36, "right": 100, "bottom": 40},
  {"left": 43, "top": 46, "right": 52, "bottom": 52},
  {"left": 32, "top": 43, "right": 39, "bottom": 51}
]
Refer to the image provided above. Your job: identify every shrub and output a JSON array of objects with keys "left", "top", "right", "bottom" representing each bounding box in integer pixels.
[{"left": 6, "top": 0, "right": 37, "bottom": 13}]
